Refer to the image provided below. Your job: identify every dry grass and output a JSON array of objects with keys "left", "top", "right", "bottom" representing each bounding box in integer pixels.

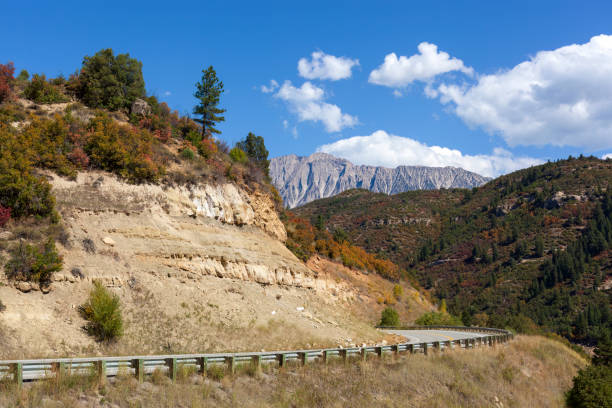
[{"left": 0, "top": 335, "right": 587, "bottom": 407}]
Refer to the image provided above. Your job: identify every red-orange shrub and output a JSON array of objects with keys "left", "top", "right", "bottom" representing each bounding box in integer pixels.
[{"left": 0, "top": 62, "right": 15, "bottom": 103}]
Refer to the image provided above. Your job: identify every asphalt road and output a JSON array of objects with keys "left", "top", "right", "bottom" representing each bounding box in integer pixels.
[{"left": 384, "top": 329, "right": 489, "bottom": 344}]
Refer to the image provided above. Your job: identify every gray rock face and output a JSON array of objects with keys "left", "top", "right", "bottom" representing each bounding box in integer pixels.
[
  {"left": 270, "top": 152, "right": 490, "bottom": 208},
  {"left": 131, "top": 98, "right": 151, "bottom": 116}
]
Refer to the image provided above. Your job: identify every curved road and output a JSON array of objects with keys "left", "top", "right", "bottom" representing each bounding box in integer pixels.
[{"left": 384, "top": 329, "right": 490, "bottom": 344}]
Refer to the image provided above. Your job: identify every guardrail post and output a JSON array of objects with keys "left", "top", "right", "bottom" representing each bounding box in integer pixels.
[
  {"left": 375, "top": 346, "right": 383, "bottom": 359},
  {"left": 10, "top": 363, "right": 22, "bottom": 387},
  {"left": 54, "top": 362, "right": 67, "bottom": 383},
  {"left": 323, "top": 350, "right": 331, "bottom": 364},
  {"left": 95, "top": 361, "right": 106, "bottom": 385},
  {"left": 226, "top": 356, "right": 236, "bottom": 374},
  {"left": 251, "top": 355, "right": 261, "bottom": 372},
  {"left": 360, "top": 348, "right": 367, "bottom": 361},
  {"left": 408, "top": 344, "right": 415, "bottom": 354},
  {"left": 197, "top": 357, "right": 208, "bottom": 376},
  {"left": 433, "top": 341, "right": 441, "bottom": 353},
  {"left": 339, "top": 349, "right": 347, "bottom": 364},
  {"left": 391, "top": 345, "right": 399, "bottom": 358},
  {"left": 277, "top": 353, "right": 286, "bottom": 368},
  {"left": 423, "top": 343, "right": 428, "bottom": 356},
  {"left": 165, "top": 358, "right": 177, "bottom": 382},
  {"left": 132, "top": 359, "right": 144, "bottom": 383},
  {"left": 298, "top": 352, "right": 308, "bottom": 366}
]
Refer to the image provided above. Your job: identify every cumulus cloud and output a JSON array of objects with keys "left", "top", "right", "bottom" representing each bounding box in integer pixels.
[
  {"left": 261, "top": 79, "right": 279, "bottom": 93},
  {"left": 298, "top": 51, "right": 359, "bottom": 81},
  {"left": 436, "top": 34, "right": 612, "bottom": 150},
  {"left": 369, "top": 42, "right": 473, "bottom": 88},
  {"left": 317, "top": 130, "right": 541, "bottom": 177},
  {"left": 274, "top": 81, "right": 358, "bottom": 132},
  {"left": 603, "top": 153, "right": 612, "bottom": 160}
]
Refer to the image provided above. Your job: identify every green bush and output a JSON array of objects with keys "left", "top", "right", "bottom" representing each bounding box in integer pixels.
[
  {"left": 0, "top": 125, "right": 56, "bottom": 218},
  {"left": 229, "top": 147, "right": 248, "bottom": 164},
  {"left": 23, "top": 74, "right": 69, "bottom": 104},
  {"left": 77, "top": 49, "right": 145, "bottom": 111},
  {"left": 379, "top": 306, "right": 400, "bottom": 326},
  {"left": 566, "top": 365, "right": 612, "bottom": 408},
  {"left": 5, "top": 238, "right": 62, "bottom": 284},
  {"left": 79, "top": 281, "right": 123, "bottom": 342},
  {"left": 180, "top": 147, "right": 195, "bottom": 160},
  {"left": 415, "top": 311, "right": 463, "bottom": 326},
  {"left": 567, "top": 339, "right": 612, "bottom": 408}
]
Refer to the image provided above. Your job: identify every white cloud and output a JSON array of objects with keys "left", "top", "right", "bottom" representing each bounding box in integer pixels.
[
  {"left": 282, "top": 119, "right": 289, "bottom": 129},
  {"left": 603, "top": 153, "right": 612, "bottom": 160},
  {"left": 298, "top": 51, "right": 359, "bottom": 81},
  {"left": 369, "top": 42, "right": 473, "bottom": 88},
  {"left": 436, "top": 34, "right": 612, "bottom": 150},
  {"left": 292, "top": 127, "right": 298, "bottom": 139},
  {"left": 163, "top": 91, "right": 172, "bottom": 96},
  {"left": 261, "top": 79, "right": 279, "bottom": 93},
  {"left": 317, "top": 130, "right": 541, "bottom": 177},
  {"left": 274, "top": 81, "right": 358, "bottom": 132}
]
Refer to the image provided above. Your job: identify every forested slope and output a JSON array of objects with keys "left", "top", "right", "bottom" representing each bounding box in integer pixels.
[{"left": 294, "top": 157, "right": 612, "bottom": 345}]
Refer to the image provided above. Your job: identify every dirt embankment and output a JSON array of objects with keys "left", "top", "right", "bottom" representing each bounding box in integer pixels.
[{"left": 0, "top": 172, "right": 425, "bottom": 358}]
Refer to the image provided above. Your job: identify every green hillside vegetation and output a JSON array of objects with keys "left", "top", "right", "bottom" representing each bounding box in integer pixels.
[
  {"left": 0, "top": 52, "right": 278, "bottom": 287},
  {"left": 294, "top": 157, "right": 612, "bottom": 347}
]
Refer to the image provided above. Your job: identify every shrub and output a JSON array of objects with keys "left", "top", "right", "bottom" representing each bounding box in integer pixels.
[
  {"left": 85, "top": 113, "right": 162, "bottom": 183},
  {"left": 22, "top": 116, "right": 77, "bottom": 178},
  {"left": 379, "top": 306, "right": 400, "bottom": 327},
  {"left": 77, "top": 49, "right": 145, "bottom": 111},
  {"left": 5, "top": 238, "right": 62, "bottom": 284},
  {"left": 23, "top": 74, "right": 69, "bottom": 104},
  {"left": 415, "top": 311, "right": 463, "bottom": 326},
  {"left": 79, "top": 281, "right": 123, "bottom": 342},
  {"left": 566, "top": 364, "right": 612, "bottom": 408},
  {"left": 0, "top": 205, "right": 10, "bottom": 227},
  {"left": 566, "top": 339, "right": 612, "bottom": 408},
  {"left": 0, "top": 126, "right": 56, "bottom": 218},
  {"left": 180, "top": 147, "right": 195, "bottom": 161},
  {"left": 0, "top": 62, "right": 15, "bottom": 103},
  {"left": 393, "top": 284, "right": 403, "bottom": 300},
  {"left": 229, "top": 147, "right": 248, "bottom": 164}
]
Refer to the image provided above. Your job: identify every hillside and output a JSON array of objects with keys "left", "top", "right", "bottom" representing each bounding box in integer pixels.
[
  {"left": 0, "top": 53, "right": 432, "bottom": 358},
  {"left": 294, "top": 157, "right": 612, "bottom": 345},
  {"left": 1, "top": 335, "right": 587, "bottom": 407},
  {"left": 270, "top": 152, "right": 489, "bottom": 208}
]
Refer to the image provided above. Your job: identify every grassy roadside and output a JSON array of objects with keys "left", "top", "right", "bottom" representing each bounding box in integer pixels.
[{"left": 1, "top": 335, "right": 586, "bottom": 408}]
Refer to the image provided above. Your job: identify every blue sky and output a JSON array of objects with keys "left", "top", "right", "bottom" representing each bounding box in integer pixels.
[{"left": 3, "top": 0, "right": 612, "bottom": 176}]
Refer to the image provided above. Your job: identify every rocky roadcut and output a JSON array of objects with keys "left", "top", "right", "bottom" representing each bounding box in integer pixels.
[{"left": 0, "top": 171, "right": 422, "bottom": 358}]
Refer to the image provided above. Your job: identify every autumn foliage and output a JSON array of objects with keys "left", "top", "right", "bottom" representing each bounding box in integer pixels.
[
  {"left": 0, "top": 205, "right": 10, "bottom": 227},
  {"left": 283, "top": 211, "right": 405, "bottom": 281},
  {"left": 0, "top": 62, "right": 15, "bottom": 103}
]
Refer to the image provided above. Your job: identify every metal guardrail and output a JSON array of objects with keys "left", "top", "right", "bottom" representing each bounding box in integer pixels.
[{"left": 0, "top": 326, "right": 513, "bottom": 386}]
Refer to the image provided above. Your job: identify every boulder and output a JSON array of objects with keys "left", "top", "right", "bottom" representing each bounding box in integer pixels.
[
  {"left": 16, "top": 281, "right": 32, "bottom": 293},
  {"left": 131, "top": 98, "right": 151, "bottom": 117}
]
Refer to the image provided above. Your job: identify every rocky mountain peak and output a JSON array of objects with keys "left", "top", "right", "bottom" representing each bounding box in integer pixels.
[{"left": 270, "top": 153, "right": 490, "bottom": 208}]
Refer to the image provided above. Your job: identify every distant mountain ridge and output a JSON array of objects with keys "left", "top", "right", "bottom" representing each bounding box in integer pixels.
[{"left": 270, "top": 152, "right": 490, "bottom": 208}]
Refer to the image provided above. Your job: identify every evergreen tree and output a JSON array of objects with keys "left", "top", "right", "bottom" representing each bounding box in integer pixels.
[
  {"left": 236, "top": 132, "right": 270, "bottom": 176},
  {"left": 193, "top": 66, "right": 226, "bottom": 136}
]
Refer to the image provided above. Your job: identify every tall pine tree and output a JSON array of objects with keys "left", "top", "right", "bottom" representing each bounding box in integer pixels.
[{"left": 193, "top": 66, "right": 225, "bottom": 137}]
